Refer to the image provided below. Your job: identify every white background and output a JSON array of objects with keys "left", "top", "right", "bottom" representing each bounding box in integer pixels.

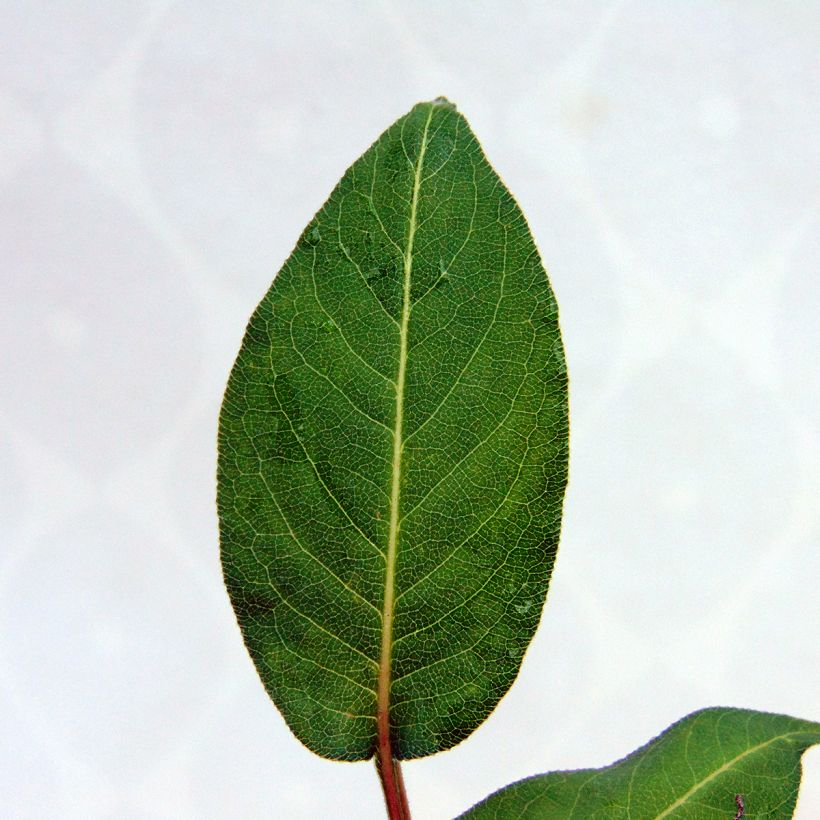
[{"left": 1, "top": 2, "right": 818, "bottom": 818}]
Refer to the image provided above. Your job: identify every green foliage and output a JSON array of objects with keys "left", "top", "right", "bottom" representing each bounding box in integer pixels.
[
  {"left": 460, "top": 708, "right": 820, "bottom": 819},
  {"left": 217, "top": 98, "right": 569, "bottom": 761},
  {"left": 218, "top": 99, "right": 819, "bottom": 818}
]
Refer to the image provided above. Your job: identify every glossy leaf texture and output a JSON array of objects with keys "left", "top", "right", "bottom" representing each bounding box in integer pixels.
[
  {"left": 217, "top": 98, "right": 569, "bottom": 760},
  {"left": 459, "top": 707, "right": 820, "bottom": 819}
]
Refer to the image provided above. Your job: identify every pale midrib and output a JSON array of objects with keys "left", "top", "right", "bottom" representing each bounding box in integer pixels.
[
  {"left": 377, "top": 105, "right": 435, "bottom": 744},
  {"left": 654, "top": 732, "right": 796, "bottom": 818}
]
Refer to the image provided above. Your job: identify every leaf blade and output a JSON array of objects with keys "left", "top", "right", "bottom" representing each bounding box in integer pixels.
[
  {"left": 458, "top": 707, "right": 820, "bottom": 819},
  {"left": 217, "top": 99, "right": 569, "bottom": 760}
]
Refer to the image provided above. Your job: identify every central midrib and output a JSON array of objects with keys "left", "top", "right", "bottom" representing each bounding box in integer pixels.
[{"left": 377, "top": 104, "right": 436, "bottom": 751}]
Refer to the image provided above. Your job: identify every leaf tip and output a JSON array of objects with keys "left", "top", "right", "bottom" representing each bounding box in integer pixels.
[{"left": 429, "top": 95, "right": 457, "bottom": 110}]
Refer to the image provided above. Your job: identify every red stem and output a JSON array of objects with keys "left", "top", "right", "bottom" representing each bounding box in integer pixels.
[
  {"left": 376, "top": 707, "right": 411, "bottom": 819},
  {"left": 393, "top": 755, "right": 411, "bottom": 819}
]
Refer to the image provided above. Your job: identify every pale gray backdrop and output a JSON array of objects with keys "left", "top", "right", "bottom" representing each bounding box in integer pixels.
[{"left": 1, "top": 2, "right": 818, "bottom": 818}]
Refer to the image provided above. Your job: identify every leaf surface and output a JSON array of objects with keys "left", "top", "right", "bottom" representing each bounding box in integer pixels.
[
  {"left": 217, "top": 98, "right": 568, "bottom": 760},
  {"left": 459, "top": 707, "right": 820, "bottom": 819}
]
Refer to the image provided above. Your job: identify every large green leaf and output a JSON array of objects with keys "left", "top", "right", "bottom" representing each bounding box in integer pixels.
[
  {"left": 217, "top": 98, "right": 568, "bottom": 761},
  {"left": 459, "top": 707, "right": 820, "bottom": 819}
]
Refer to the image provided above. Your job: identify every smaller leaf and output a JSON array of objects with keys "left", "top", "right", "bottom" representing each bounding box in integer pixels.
[{"left": 459, "top": 707, "right": 820, "bottom": 819}]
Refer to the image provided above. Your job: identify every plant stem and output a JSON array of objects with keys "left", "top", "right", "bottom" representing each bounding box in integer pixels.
[
  {"left": 393, "top": 757, "right": 411, "bottom": 818},
  {"left": 376, "top": 708, "right": 411, "bottom": 819}
]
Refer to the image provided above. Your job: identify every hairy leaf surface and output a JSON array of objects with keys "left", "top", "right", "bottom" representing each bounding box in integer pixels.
[
  {"left": 459, "top": 708, "right": 820, "bottom": 818},
  {"left": 217, "top": 98, "right": 568, "bottom": 760}
]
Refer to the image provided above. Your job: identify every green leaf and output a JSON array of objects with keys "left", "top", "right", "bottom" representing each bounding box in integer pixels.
[
  {"left": 458, "top": 707, "right": 820, "bottom": 819},
  {"left": 217, "top": 98, "right": 569, "bottom": 761}
]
